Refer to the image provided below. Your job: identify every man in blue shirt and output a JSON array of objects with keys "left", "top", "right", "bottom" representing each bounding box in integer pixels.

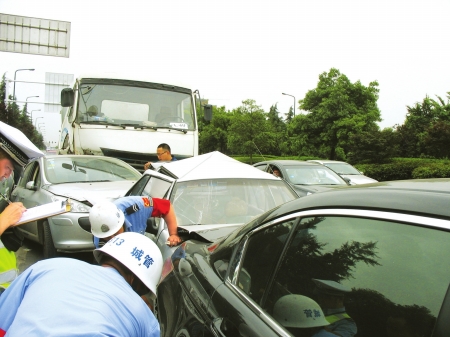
[
  {"left": 143, "top": 143, "right": 177, "bottom": 170},
  {"left": 90, "top": 195, "right": 181, "bottom": 248},
  {"left": 0, "top": 232, "right": 162, "bottom": 336}
]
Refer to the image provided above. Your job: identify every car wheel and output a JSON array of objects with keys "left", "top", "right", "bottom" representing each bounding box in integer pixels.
[{"left": 43, "top": 220, "right": 57, "bottom": 259}]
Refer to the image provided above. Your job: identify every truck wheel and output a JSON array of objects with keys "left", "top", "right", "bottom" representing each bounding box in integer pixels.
[{"left": 43, "top": 220, "right": 57, "bottom": 258}]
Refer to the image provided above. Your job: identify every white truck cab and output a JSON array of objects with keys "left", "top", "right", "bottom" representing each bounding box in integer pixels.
[{"left": 58, "top": 73, "right": 211, "bottom": 171}]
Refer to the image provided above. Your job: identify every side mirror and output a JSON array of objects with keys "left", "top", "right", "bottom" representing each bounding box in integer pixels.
[
  {"left": 342, "top": 177, "right": 352, "bottom": 185},
  {"left": 61, "top": 88, "right": 75, "bottom": 107},
  {"left": 203, "top": 104, "right": 213, "bottom": 121},
  {"left": 25, "top": 181, "right": 37, "bottom": 191}
]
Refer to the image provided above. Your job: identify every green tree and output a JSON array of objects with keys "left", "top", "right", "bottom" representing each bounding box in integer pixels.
[
  {"left": 347, "top": 127, "right": 400, "bottom": 164},
  {"left": 199, "top": 105, "right": 231, "bottom": 154},
  {"left": 227, "top": 99, "right": 276, "bottom": 163},
  {"left": 397, "top": 93, "right": 450, "bottom": 158},
  {"left": 266, "top": 104, "right": 287, "bottom": 156},
  {"left": 0, "top": 74, "right": 45, "bottom": 149},
  {"left": 292, "top": 68, "right": 381, "bottom": 160}
]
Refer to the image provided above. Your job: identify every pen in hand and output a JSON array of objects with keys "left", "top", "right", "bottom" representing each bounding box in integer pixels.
[{"left": 0, "top": 192, "right": 12, "bottom": 205}]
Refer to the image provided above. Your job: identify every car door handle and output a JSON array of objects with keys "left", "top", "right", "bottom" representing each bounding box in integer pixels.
[{"left": 211, "top": 318, "right": 226, "bottom": 337}]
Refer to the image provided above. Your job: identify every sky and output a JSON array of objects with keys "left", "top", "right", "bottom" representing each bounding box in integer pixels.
[{"left": 1, "top": 0, "right": 450, "bottom": 146}]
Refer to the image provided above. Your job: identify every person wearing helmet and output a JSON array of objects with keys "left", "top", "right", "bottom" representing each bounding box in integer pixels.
[
  {"left": 0, "top": 232, "right": 162, "bottom": 336},
  {"left": 273, "top": 294, "right": 336, "bottom": 337},
  {"left": 90, "top": 195, "right": 181, "bottom": 248},
  {"left": 312, "top": 279, "right": 357, "bottom": 337}
]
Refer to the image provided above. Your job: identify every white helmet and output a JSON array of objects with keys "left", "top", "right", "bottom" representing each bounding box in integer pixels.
[
  {"left": 273, "top": 294, "right": 330, "bottom": 328},
  {"left": 89, "top": 201, "right": 125, "bottom": 238},
  {"left": 93, "top": 232, "right": 163, "bottom": 295}
]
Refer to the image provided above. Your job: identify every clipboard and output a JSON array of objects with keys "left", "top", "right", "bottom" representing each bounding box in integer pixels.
[{"left": 16, "top": 199, "right": 72, "bottom": 226}]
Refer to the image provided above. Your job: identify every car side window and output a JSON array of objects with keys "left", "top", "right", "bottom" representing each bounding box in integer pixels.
[
  {"left": 262, "top": 216, "right": 449, "bottom": 336},
  {"left": 239, "top": 220, "right": 296, "bottom": 304},
  {"left": 253, "top": 164, "right": 267, "bottom": 172}
]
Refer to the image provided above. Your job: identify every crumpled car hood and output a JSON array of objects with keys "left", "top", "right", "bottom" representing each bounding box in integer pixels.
[{"left": 46, "top": 180, "right": 136, "bottom": 204}]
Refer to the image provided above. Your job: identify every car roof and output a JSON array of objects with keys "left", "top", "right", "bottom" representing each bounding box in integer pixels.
[
  {"left": 308, "top": 160, "right": 347, "bottom": 164},
  {"left": 156, "top": 151, "right": 281, "bottom": 182},
  {"left": 266, "top": 178, "right": 450, "bottom": 220},
  {"left": 254, "top": 160, "right": 323, "bottom": 167}
]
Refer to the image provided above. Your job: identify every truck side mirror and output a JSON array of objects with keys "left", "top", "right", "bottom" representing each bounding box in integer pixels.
[
  {"left": 203, "top": 104, "right": 213, "bottom": 121},
  {"left": 61, "top": 88, "right": 74, "bottom": 107}
]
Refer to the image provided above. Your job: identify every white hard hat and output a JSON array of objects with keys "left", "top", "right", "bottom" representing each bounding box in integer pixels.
[
  {"left": 89, "top": 201, "right": 125, "bottom": 238},
  {"left": 93, "top": 232, "right": 163, "bottom": 295},
  {"left": 273, "top": 294, "right": 330, "bottom": 328}
]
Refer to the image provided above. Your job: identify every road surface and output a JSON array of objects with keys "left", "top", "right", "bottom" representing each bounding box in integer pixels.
[{"left": 16, "top": 240, "right": 94, "bottom": 274}]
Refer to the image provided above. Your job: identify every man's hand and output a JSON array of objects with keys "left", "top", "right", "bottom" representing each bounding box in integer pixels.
[
  {"left": 166, "top": 234, "right": 181, "bottom": 247},
  {"left": 144, "top": 162, "right": 152, "bottom": 170},
  {"left": 0, "top": 202, "right": 26, "bottom": 235}
]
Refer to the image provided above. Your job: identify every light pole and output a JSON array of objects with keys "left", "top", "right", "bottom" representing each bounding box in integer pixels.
[
  {"left": 26, "top": 95, "right": 39, "bottom": 102},
  {"left": 35, "top": 117, "right": 44, "bottom": 127},
  {"left": 38, "top": 123, "right": 46, "bottom": 130},
  {"left": 282, "top": 93, "right": 296, "bottom": 117},
  {"left": 13, "top": 68, "right": 35, "bottom": 101},
  {"left": 30, "top": 109, "right": 41, "bottom": 122},
  {"left": 26, "top": 96, "right": 39, "bottom": 119}
]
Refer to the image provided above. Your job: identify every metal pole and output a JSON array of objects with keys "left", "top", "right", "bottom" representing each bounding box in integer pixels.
[
  {"left": 30, "top": 109, "right": 41, "bottom": 122},
  {"left": 13, "top": 69, "right": 35, "bottom": 101},
  {"left": 34, "top": 117, "right": 44, "bottom": 126},
  {"left": 26, "top": 96, "right": 39, "bottom": 117},
  {"left": 282, "top": 93, "right": 296, "bottom": 117}
]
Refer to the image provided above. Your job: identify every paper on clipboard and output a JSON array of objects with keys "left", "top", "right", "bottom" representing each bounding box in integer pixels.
[{"left": 16, "top": 199, "right": 72, "bottom": 226}]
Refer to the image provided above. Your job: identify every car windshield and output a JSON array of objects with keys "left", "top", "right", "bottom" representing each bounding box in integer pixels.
[
  {"left": 76, "top": 83, "right": 195, "bottom": 130},
  {"left": 43, "top": 157, "right": 141, "bottom": 184},
  {"left": 325, "top": 162, "right": 361, "bottom": 175},
  {"left": 170, "top": 178, "right": 297, "bottom": 226},
  {"left": 285, "top": 166, "right": 347, "bottom": 186}
]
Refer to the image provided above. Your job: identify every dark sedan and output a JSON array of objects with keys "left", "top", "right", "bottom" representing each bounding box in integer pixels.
[
  {"left": 253, "top": 160, "right": 350, "bottom": 196},
  {"left": 156, "top": 179, "right": 450, "bottom": 337}
]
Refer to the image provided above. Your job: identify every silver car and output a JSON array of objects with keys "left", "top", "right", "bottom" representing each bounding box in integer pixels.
[
  {"left": 307, "top": 159, "right": 378, "bottom": 185},
  {"left": 11, "top": 155, "right": 142, "bottom": 258},
  {"left": 124, "top": 151, "right": 299, "bottom": 260}
]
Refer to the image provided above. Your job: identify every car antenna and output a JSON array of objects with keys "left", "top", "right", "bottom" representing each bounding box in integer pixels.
[
  {"left": 252, "top": 141, "right": 277, "bottom": 174},
  {"left": 252, "top": 141, "right": 266, "bottom": 162}
]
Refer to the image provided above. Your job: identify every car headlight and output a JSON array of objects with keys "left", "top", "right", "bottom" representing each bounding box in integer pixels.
[{"left": 50, "top": 195, "right": 91, "bottom": 213}]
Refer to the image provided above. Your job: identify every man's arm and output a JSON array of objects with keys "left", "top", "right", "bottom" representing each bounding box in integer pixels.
[{"left": 162, "top": 204, "right": 181, "bottom": 247}]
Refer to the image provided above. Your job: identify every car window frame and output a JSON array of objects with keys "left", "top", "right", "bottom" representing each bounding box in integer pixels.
[{"left": 225, "top": 208, "right": 450, "bottom": 337}]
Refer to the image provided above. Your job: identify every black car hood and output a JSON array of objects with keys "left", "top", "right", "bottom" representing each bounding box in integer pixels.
[{"left": 178, "top": 224, "right": 242, "bottom": 244}]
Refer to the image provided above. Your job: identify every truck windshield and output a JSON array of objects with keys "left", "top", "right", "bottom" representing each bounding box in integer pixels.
[{"left": 76, "top": 83, "right": 195, "bottom": 130}]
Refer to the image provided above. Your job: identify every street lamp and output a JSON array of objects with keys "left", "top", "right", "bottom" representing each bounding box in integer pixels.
[
  {"left": 26, "top": 95, "right": 39, "bottom": 102},
  {"left": 38, "top": 123, "right": 46, "bottom": 130},
  {"left": 13, "top": 68, "right": 35, "bottom": 101},
  {"left": 282, "top": 93, "right": 296, "bottom": 117},
  {"left": 34, "top": 117, "right": 44, "bottom": 126},
  {"left": 30, "top": 109, "right": 41, "bottom": 121},
  {"left": 26, "top": 96, "right": 39, "bottom": 117}
]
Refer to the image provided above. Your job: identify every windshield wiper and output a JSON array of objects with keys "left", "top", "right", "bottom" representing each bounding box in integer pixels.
[
  {"left": 130, "top": 125, "right": 158, "bottom": 131},
  {"left": 155, "top": 125, "right": 188, "bottom": 134},
  {"left": 80, "top": 121, "right": 124, "bottom": 127}
]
